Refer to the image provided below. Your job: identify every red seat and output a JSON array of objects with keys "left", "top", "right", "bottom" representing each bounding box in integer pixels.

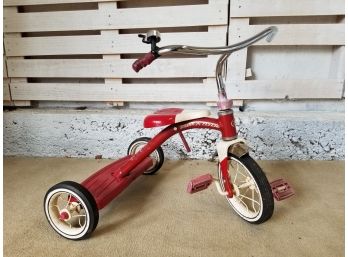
[{"left": 144, "top": 108, "right": 211, "bottom": 128}]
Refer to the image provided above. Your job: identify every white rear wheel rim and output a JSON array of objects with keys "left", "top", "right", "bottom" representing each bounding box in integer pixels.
[
  {"left": 219, "top": 157, "right": 263, "bottom": 222},
  {"left": 45, "top": 188, "right": 90, "bottom": 239},
  {"left": 128, "top": 141, "right": 160, "bottom": 173}
]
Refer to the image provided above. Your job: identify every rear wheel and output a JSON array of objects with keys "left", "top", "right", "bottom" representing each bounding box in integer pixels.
[
  {"left": 218, "top": 154, "right": 274, "bottom": 224},
  {"left": 127, "top": 137, "right": 164, "bottom": 175},
  {"left": 44, "top": 181, "right": 99, "bottom": 240}
]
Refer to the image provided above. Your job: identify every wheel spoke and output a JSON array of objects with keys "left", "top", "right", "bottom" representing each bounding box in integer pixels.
[
  {"left": 237, "top": 196, "right": 250, "bottom": 213},
  {"left": 58, "top": 195, "right": 67, "bottom": 204},
  {"left": 233, "top": 169, "right": 238, "bottom": 183},
  {"left": 52, "top": 204, "right": 61, "bottom": 212},
  {"left": 238, "top": 180, "right": 254, "bottom": 189},
  {"left": 78, "top": 217, "right": 83, "bottom": 227},
  {"left": 231, "top": 162, "right": 248, "bottom": 185},
  {"left": 72, "top": 214, "right": 86, "bottom": 218},
  {"left": 243, "top": 187, "right": 250, "bottom": 196},
  {"left": 239, "top": 193, "right": 261, "bottom": 207},
  {"left": 66, "top": 220, "right": 72, "bottom": 228},
  {"left": 235, "top": 162, "right": 247, "bottom": 178},
  {"left": 58, "top": 193, "right": 71, "bottom": 206},
  {"left": 65, "top": 194, "right": 72, "bottom": 208}
]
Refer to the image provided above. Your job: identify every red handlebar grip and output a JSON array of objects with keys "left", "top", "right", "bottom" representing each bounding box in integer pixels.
[{"left": 132, "top": 52, "right": 156, "bottom": 72}]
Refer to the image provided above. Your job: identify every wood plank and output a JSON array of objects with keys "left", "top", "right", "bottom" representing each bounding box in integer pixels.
[
  {"left": 329, "top": 46, "right": 345, "bottom": 79},
  {"left": 4, "top": 3, "right": 227, "bottom": 33},
  {"left": 4, "top": 0, "right": 123, "bottom": 6},
  {"left": 10, "top": 79, "right": 344, "bottom": 101},
  {"left": 4, "top": 8, "right": 31, "bottom": 106},
  {"left": 206, "top": 100, "right": 244, "bottom": 107},
  {"left": 328, "top": 16, "right": 345, "bottom": 82},
  {"left": 228, "top": 18, "right": 249, "bottom": 80},
  {"left": 226, "top": 18, "right": 247, "bottom": 108},
  {"left": 10, "top": 83, "right": 217, "bottom": 101},
  {"left": 3, "top": 79, "right": 11, "bottom": 101},
  {"left": 230, "top": 0, "right": 345, "bottom": 17},
  {"left": 4, "top": 31, "right": 227, "bottom": 56},
  {"left": 99, "top": 1, "right": 124, "bottom": 107},
  {"left": 4, "top": 57, "right": 8, "bottom": 78},
  {"left": 7, "top": 58, "right": 218, "bottom": 78},
  {"left": 3, "top": 100, "right": 32, "bottom": 106},
  {"left": 230, "top": 24, "right": 345, "bottom": 46},
  {"left": 204, "top": 25, "right": 234, "bottom": 106},
  {"left": 226, "top": 79, "right": 344, "bottom": 99},
  {"left": 3, "top": 100, "right": 12, "bottom": 106}
]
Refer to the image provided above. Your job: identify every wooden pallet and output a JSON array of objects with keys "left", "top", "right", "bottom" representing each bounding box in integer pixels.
[
  {"left": 3, "top": 0, "right": 230, "bottom": 106},
  {"left": 226, "top": 0, "right": 345, "bottom": 100},
  {"left": 3, "top": 0, "right": 345, "bottom": 107}
]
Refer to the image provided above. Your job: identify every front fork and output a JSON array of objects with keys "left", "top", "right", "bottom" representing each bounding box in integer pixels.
[{"left": 216, "top": 138, "right": 249, "bottom": 198}]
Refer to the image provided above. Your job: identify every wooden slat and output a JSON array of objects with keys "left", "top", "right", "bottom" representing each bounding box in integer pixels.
[
  {"left": 230, "top": 24, "right": 345, "bottom": 46},
  {"left": 4, "top": 8, "right": 31, "bottom": 106},
  {"left": 5, "top": 31, "right": 227, "bottom": 56},
  {"left": 3, "top": 57, "right": 8, "bottom": 78},
  {"left": 230, "top": 0, "right": 345, "bottom": 17},
  {"left": 4, "top": 0, "right": 123, "bottom": 6},
  {"left": 10, "top": 79, "right": 344, "bottom": 101},
  {"left": 226, "top": 18, "right": 247, "bottom": 106},
  {"left": 329, "top": 46, "right": 345, "bottom": 79},
  {"left": 4, "top": 3, "right": 227, "bottom": 33},
  {"left": 228, "top": 18, "right": 249, "bottom": 80},
  {"left": 226, "top": 79, "right": 344, "bottom": 99},
  {"left": 10, "top": 83, "right": 216, "bottom": 101},
  {"left": 7, "top": 58, "right": 218, "bottom": 78},
  {"left": 99, "top": 1, "right": 124, "bottom": 107},
  {"left": 3, "top": 79, "right": 11, "bottom": 101},
  {"left": 328, "top": 16, "right": 345, "bottom": 82}
]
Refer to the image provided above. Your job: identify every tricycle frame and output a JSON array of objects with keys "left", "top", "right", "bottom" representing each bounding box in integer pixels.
[{"left": 82, "top": 109, "right": 240, "bottom": 210}]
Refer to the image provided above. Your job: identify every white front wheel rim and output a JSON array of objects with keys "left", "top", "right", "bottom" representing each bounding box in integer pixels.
[{"left": 220, "top": 158, "right": 263, "bottom": 222}]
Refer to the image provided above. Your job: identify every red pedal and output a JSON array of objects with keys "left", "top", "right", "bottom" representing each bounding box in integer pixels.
[
  {"left": 270, "top": 178, "right": 295, "bottom": 201},
  {"left": 187, "top": 174, "right": 213, "bottom": 194}
]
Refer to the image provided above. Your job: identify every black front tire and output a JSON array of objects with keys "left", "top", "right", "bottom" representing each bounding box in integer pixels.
[{"left": 218, "top": 154, "right": 274, "bottom": 224}]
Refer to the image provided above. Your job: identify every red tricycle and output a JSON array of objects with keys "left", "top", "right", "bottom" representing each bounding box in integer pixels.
[{"left": 44, "top": 26, "right": 294, "bottom": 240}]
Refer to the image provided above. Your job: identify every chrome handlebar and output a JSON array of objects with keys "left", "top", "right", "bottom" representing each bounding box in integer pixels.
[
  {"left": 157, "top": 26, "right": 277, "bottom": 97},
  {"left": 157, "top": 26, "right": 277, "bottom": 56},
  {"left": 134, "top": 26, "right": 277, "bottom": 103}
]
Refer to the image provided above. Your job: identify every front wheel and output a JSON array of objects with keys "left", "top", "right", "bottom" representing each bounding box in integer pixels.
[
  {"left": 44, "top": 181, "right": 99, "bottom": 240},
  {"left": 218, "top": 154, "right": 274, "bottom": 224}
]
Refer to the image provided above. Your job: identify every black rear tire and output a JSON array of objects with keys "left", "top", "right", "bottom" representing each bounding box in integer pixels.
[
  {"left": 127, "top": 137, "right": 164, "bottom": 175},
  {"left": 44, "top": 181, "right": 99, "bottom": 240}
]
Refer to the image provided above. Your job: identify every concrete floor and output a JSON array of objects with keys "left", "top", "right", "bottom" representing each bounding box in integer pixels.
[{"left": 4, "top": 157, "right": 344, "bottom": 257}]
